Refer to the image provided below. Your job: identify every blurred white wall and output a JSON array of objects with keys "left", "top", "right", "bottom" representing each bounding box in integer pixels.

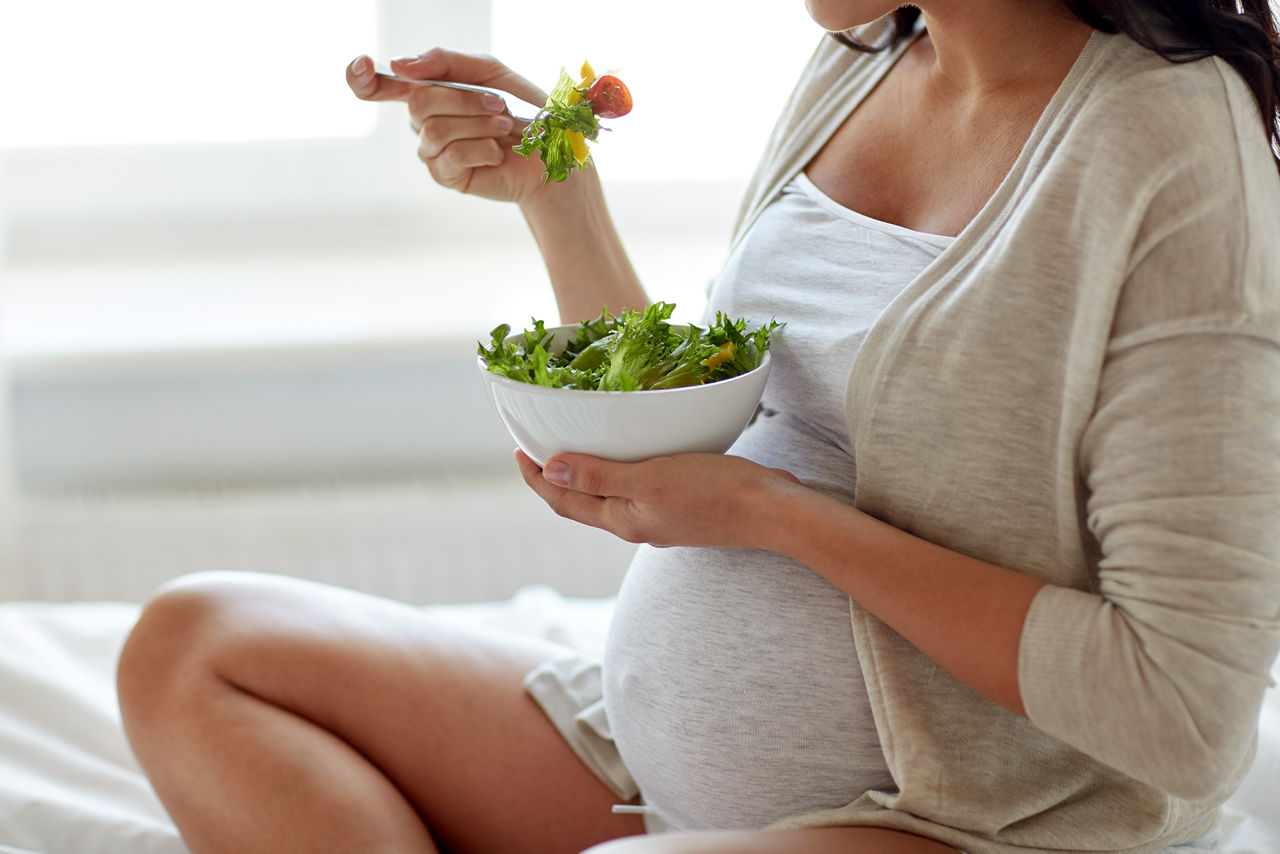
[
  {"left": 0, "top": 162, "right": 18, "bottom": 596},
  {"left": 0, "top": 1, "right": 821, "bottom": 497},
  {"left": 0, "top": 362, "right": 11, "bottom": 595},
  {"left": 0, "top": 1, "right": 821, "bottom": 602}
]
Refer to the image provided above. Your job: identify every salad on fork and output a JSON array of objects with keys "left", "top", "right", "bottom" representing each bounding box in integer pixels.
[{"left": 512, "top": 61, "right": 633, "bottom": 183}]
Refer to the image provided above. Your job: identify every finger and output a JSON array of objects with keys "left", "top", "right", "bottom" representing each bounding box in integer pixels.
[
  {"left": 417, "top": 113, "right": 513, "bottom": 159},
  {"left": 514, "top": 449, "right": 542, "bottom": 479},
  {"left": 422, "top": 136, "right": 507, "bottom": 190},
  {"left": 541, "top": 454, "right": 640, "bottom": 498},
  {"left": 516, "top": 452, "right": 651, "bottom": 543},
  {"left": 407, "top": 86, "right": 510, "bottom": 135},
  {"left": 346, "top": 55, "right": 419, "bottom": 102},
  {"left": 408, "top": 85, "right": 510, "bottom": 117},
  {"left": 515, "top": 451, "right": 610, "bottom": 524},
  {"left": 392, "top": 48, "right": 548, "bottom": 109}
]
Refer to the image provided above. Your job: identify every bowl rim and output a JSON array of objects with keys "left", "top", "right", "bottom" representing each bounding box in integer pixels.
[{"left": 477, "top": 347, "right": 771, "bottom": 398}]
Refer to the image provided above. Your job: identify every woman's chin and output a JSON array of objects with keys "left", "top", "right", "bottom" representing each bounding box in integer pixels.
[{"left": 803, "top": 0, "right": 899, "bottom": 34}]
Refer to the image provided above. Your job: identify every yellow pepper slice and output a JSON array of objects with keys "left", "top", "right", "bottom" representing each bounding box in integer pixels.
[
  {"left": 566, "top": 60, "right": 596, "bottom": 108},
  {"left": 563, "top": 61, "right": 597, "bottom": 165},
  {"left": 567, "top": 130, "right": 591, "bottom": 165},
  {"left": 701, "top": 341, "right": 736, "bottom": 371}
]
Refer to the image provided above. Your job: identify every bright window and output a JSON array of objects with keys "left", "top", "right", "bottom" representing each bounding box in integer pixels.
[
  {"left": 491, "top": 3, "right": 821, "bottom": 181},
  {"left": 0, "top": 2, "right": 823, "bottom": 360},
  {"left": 0, "top": 0, "right": 378, "bottom": 147},
  {"left": 0, "top": 0, "right": 491, "bottom": 225},
  {"left": 1, "top": 2, "right": 822, "bottom": 231}
]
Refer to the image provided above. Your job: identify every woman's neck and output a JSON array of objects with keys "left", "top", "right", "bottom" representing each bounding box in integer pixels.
[{"left": 914, "top": 1, "right": 1095, "bottom": 99}]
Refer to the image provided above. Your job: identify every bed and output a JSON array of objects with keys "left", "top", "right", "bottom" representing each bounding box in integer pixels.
[{"left": 0, "top": 585, "right": 1276, "bottom": 854}]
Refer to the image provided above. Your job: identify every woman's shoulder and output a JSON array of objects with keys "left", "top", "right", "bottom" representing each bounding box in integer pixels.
[
  {"left": 1046, "top": 33, "right": 1280, "bottom": 345},
  {"left": 1069, "top": 30, "right": 1274, "bottom": 181},
  {"left": 1032, "top": 27, "right": 1280, "bottom": 263}
]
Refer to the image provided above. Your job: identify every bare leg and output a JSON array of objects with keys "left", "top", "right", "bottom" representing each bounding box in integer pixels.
[
  {"left": 117, "top": 571, "right": 644, "bottom": 854},
  {"left": 584, "top": 827, "right": 961, "bottom": 854}
]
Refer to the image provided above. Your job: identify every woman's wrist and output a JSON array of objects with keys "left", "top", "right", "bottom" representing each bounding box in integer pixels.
[
  {"left": 518, "top": 166, "right": 647, "bottom": 323},
  {"left": 744, "top": 471, "right": 824, "bottom": 554},
  {"left": 517, "top": 163, "right": 601, "bottom": 225}
]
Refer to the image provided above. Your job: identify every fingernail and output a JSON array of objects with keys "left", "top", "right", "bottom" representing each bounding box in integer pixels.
[
  {"left": 494, "top": 115, "right": 513, "bottom": 132},
  {"left": 351, "top": 57, "right": 371, "bottom": 78},
  {"left": 391, "top": 54, "right": 418, "bottom": 64},
  {"left": 482, "top": 94, "right": 505, "bottom": 112},
  {"left": 544, "top": 461, "right": 570, "bottom": 485}
]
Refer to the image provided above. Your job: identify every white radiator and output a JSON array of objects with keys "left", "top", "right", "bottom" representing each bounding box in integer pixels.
[{"left": 6, "top": 476, "right": 636, "bottom": 605}]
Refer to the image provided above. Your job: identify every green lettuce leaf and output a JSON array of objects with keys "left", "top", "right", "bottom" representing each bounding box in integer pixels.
[
  {"left": 478, "top": 303, "right": 782, "bottom": 391},
  {"left": 512, "top": 70, "right": 602, "bottom": 184}
]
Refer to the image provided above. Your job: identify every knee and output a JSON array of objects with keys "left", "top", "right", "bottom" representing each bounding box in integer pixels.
[{"left": 116, "top": 571, "right": 259, "bottom": 726}]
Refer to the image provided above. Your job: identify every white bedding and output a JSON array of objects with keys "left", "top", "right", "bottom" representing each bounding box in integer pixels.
[{"left": 0, "top": 588, "right": 1275, "bottom": 854}]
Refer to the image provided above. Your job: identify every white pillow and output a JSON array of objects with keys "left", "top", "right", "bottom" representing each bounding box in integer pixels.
[
  {"left": 1219, "top": 657, "right": 1280, "bottom": 854},
  {"left": 0, "top": 602, "right": 186, "bottom": 854}
]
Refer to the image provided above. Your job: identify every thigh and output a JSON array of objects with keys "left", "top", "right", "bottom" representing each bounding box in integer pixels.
[
  {"left": 586, "top": 827, "right": 961, "bottom": 854},
  {"left": 131, "top": 571, "right": 644, "bottom": 854}
]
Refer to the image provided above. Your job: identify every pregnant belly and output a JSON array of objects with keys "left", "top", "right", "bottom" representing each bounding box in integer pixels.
[{"left": 601, "top": 543, "right": 895, "bottom": 831}]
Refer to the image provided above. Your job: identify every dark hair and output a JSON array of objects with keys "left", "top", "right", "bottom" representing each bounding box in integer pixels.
[{"left": 833, "top": 3, "right": 1280, "bottom": 175}]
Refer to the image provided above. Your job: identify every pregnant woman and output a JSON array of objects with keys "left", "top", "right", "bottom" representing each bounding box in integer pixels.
[{"left": 116, "top": 1, "right": 1280, "bottom": 852}]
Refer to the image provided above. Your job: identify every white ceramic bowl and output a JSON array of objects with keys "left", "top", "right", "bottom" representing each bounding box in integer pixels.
[{"left": 478, "top": 324, "right": 772, "bottom": 466}]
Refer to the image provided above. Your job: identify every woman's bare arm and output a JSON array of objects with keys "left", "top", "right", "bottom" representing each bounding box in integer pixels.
[{"left": 519, "top": 168, "right": 648, "bottom": 323}]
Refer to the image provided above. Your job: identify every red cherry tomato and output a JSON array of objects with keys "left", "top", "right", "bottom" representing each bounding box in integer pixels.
[{"left": 585, "top": 75, "right": 632, "bottom": 118}]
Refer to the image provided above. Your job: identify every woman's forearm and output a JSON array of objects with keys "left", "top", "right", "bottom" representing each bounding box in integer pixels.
[
  {"left": 764, "top": 481, "right": 1045, "bottom": 716},
  {"left": 520, "top": 445, "right": 1043, "bottom": 714},
  {"left": 519, "top": 167, "right": 648, "bottom": 323}
]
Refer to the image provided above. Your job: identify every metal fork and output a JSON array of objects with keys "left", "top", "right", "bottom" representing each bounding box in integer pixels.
[{"left": 372, "top": 66, "right": 542, "bottom": 123}]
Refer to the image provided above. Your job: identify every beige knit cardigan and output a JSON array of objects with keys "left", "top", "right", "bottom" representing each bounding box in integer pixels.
[{"left": 736, "top": 20, "right": 1280, "bottom": 854}]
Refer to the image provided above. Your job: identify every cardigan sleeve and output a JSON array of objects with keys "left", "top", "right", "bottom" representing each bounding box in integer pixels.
[
  {"left": 1020, "top": 332, "right": 1280, "bottom": 800},
  {"left": 1017, "top": 60, "right": 1280, "bottom": 801}
]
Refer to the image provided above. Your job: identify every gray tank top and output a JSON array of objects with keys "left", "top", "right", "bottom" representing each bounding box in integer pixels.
[{"left": 601, "top": 173, "right": 953, "bottom": 831}]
